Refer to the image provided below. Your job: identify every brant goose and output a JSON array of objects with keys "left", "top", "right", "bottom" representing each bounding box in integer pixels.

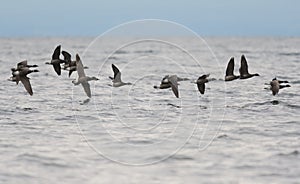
[
  {"left": 225, "top": 57, "right": 239, "bottom": 81},
  {"left": 269, "top": 78, "right": 291, "bottom": 95},
  {"left": 110, "top": 64, "right": 132, "bottom": 87},
  {"left": 45, "top": 45, "right": 66, "bottom": 75},
  {"left": 72, "top": 54, "right": 98, "bottom": 98},
  {"left": 196, "top": 74, "right": 210, "bottom": 94},
  {"left": 239, "top": 55, "right": 259, "bottom": 79},
  {"left": 154, "top": 75, "right": 179, "bottom": 98}
]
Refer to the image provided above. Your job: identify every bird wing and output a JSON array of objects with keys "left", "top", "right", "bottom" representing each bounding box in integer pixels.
[
  {"left": 20, "top": 76, "right": 33, "bottom": 96},
  {"left": 278, "top": 80, "right": 289, "bottom": 84},
  {"left": 53, "top": 63, "right": 61, "bottom": 75},
  {"left": 161, "top": 75, "right": 170, "bottom": 84},
  {"left": 15, "top": 75, "right": 21, "bottom": 85},
  {"left": 168, "top": 75, "right": 179, "bottom": 98},
  {"left": 76, "top": 54, "right": 86, "bottom": 78},
  {"left": 112, "top": 64, "right": 122, "bottom": 82},
  {"left": 17, "top": 60, "right": 28, "bottom": 69},
  {"left": 52, "top": 45, "right": 61, "bottom": 60},
  {"left": 62, "top": 51, "right": 72, "bottom": 64},
  {"left": 68, "top": 69, "right": 74, "bottom": 77},
  {"left": 226, "top": 57, "right": 235, "bottom": 76},
  {"left": 279, "top": 84, "right": 291, "bottom": 89},
  {"left": 197, "top": 83, "right": 205, "bottom": 94},
  {"left": 198, "top": 74, "right": 209, "bottom": 80},
  {"left": 239, "top": 55, "right": 249, "bottom": 76},
  {"left": 81, "top": 82, "right": 91, "bottom": 98}
]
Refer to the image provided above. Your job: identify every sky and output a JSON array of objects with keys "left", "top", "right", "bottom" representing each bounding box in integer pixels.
[{"left": 0, "top": 0, "right": 299, "bottom": 37}]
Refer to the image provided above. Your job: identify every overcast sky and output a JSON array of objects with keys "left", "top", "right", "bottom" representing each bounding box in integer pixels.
[{"left": 0, "top": 0, "right": 299, "bottom": 37}]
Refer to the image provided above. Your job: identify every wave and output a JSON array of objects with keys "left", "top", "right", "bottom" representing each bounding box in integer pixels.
[
  {"left": 134, "top": 50, "right": 154, "bottom": 54},
  {"left": 241, "top": 100, "right": 300, "bottom": 109},
  {"left": 291, "top": 80, "right": 300, "bottom": 84},
  {"left": 216, "top": 134, "right": 229, "bottom": 139},
  {"left": 16, "top": 153, "right": 73, "bottom": 168},
  {"left": 107, "top": 56, "right": 118, "bottom": 60},
  {"left": 278, "top": 52, "right": 300, "bottom": 56},
  {"left": 128, "top": 139, "right": 154, "bottom": 145},
  {"left": 276, "top": 150, "right": 299, "bottom": 157},
  {"left": 149, "top": 154, "right": 195, "bottom": 163},
  {"left": 114, "top": 50, "right": 128, "bottom": 54},
  {"left": 169, "top": 154, "right": 194, "bottom": 161},
  {"left": 167, "top": 103, "right": 181, "bottom": 108}
]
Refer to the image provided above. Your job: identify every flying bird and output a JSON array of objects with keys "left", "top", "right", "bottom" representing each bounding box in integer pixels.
[
  {"left": 62, "top": 50, "right": 77, "bottom": 77},
  {"left": 9, "top": 60, "right": 38, "bottom": 85},
  {"left": 154, "top": 75, "right": 180, "bottom": 98},
  {"left": 225, "top": 57, "right": 239, "bottom": 81},
  {"left": 239, "top": 55, "right": 259, "bottom": 79},
  {"left": 17, "top": 60, "right": 38, "bottom": 69},
  {"left": 196, "top": 74, "right": 210, "bottom": 94},
  {"left": 269, "top": 78, "right": 291, "bottom": 96},
  {"left": 62, "top": 50, "right": 88, "bottom": 77},
  {"left": 45, "top": 45, "right": 66, "bottom": 75},
  {"left": 110, "top": 64, "right": 132, "bottom": 87},
  {"left": 10, "top": 61, "right": 39, "bottom": 95},
  {"left": 72, "top": 54, "right": 99, "bottom": 98}
]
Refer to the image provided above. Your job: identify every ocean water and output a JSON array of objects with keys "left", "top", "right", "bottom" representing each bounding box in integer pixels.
[{"left": 0, "top": 37, "right": 299, "bottom": 183}]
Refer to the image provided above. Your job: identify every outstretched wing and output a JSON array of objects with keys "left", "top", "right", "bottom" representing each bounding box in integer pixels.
[
  {"left": 53, "top": 63, "right": 61, "bottom": 75},
  {"left": 112, "top": 64, "right": 122, "bottom": 82},
  {"left": 226, "top": 57, "right": 235, "bottom": 76},
  {"left": 198, "top": 74, "right": 209, "bottom": 80},
  {"left": 278, "top": 80, "right": 289, "bottom": 84},
  {"left": 20, "top": 76, "right": 33, "bottom": 96},
  {"left": 197, "top": 83, "right": 205, "bottom": 94},
  {"left": 52, "top": 45, "right": 61, "bottom": 60},
  {"left": 81, "top": 82, "right": 91, "bottom": 98},
  {"left": 76, "top": 54, "right": 86, "bottom": 78},
  {"left": 62, "top": 50, "right": 72, "bottom": 63},
  {"left": 279, "top": 84, "right": 291, "bottom": 89},
  {"left": 161, "top": 75, "right": 169, "bottom": 84},
  {"left": 68, "top": 69, "right": 75, "bottom": 77},
  {"left": 17, "top": 60, "right": 28, "bottom": 69},
  {"left": 168, "top": 75, "right": 179, "bottom": 98},
  {"left": 239, "top": 55, "right": 249, "bottom": 76}
]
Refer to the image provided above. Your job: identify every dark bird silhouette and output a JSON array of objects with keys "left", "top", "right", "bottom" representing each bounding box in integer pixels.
[
  {"left": 10, "top": 61, "right": 39, "bottom": 95},
  {"left": 196, "top": 74, "right": 210, "bottom": 94},
  {"left": 154, "top": 75, "right": 180, "bottom": 98},
  {"left": 17, "top": 60, "right": 38, "bottom": 68},
  {"left": 239, "top": 55, "right": 259, "bottom": 79},
  {"left": 62, "top": 50, "right": 76, "bottom": 77},
  {"left": 9, "top": 61, "right": 38, "bottom": 85},
  {"left": 225, "top": 57, "right": 239, "bottom": 81},
  {"left": 62, "top": 50, "right": 88, "bottom": 77},
  {"left": 45, "top": 45, "right": 66, "bottom": 75}
]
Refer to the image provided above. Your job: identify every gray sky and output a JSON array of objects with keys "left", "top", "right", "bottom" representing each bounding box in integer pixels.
[{"left": 1, "top": 0, "right": 299, "bottom": 37}]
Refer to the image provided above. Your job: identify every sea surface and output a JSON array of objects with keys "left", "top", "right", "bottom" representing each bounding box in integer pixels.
[{"left": 0, "top": 37, "right": 299, "bottom": 183}]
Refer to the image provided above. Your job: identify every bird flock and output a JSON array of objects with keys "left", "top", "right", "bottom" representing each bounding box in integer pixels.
[{"left": 8, "top": 45, "right": 291, "bottom": 98}]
